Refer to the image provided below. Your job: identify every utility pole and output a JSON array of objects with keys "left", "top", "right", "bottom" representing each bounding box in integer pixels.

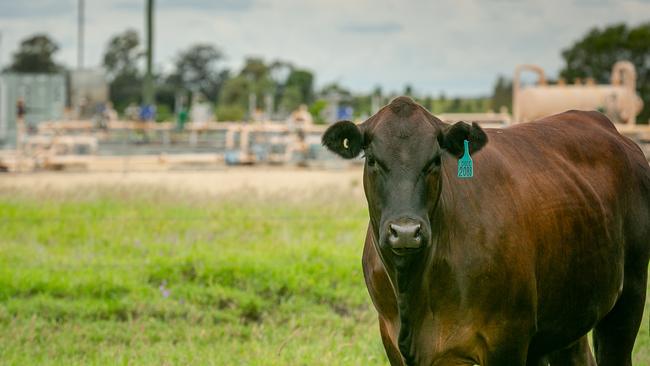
[
  {"left": 78, "top": 0, "right": 84, "bottom": 69},
  {"left": 143, "top": 0, "right": 155, "bottom": 106},
  {"left": 0, "top": 31, "right": 4, "bottom": 144},
  {"left": 0, "top": 31, "right": 3, "bottom": 70}
]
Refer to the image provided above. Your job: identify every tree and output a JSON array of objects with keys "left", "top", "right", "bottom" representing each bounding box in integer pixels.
[
  {"left": 352, "top": 94, "right": 372, "bottom": 118},
  {"left": 103, "top": 29, "right": 141, "bottom": 80},
  {"left": 491, "top": 75, "right": 512, "bottom": 112},
  {"left": 308, "top": 99, "right": 328, "bottom": 124},
  {"left": 240, "top": 58, "right": 269, "bottom": 84},
  {"left": 447, "top": 98, "right": 462, "bottom": 113},
  {"left": 269, "top": 60, "right": 292, "bottom": 112},
  {"left": 560, "top": 22, "right": 650, "bottom": 122},
  {"left": 216, "top": 59, "right": 314, "bottom": 119},
  {"left": 219, "top": 76, "right": 250, "bottom": 109},
  {"left": 102, "top": 30, "right": 143, "bottom": 111},
  {"left": 216, "top": 76, "right": 249, "bottom": 121},
  {"left": 320, "top": 83, "right": 352, "bottom": 99},
  {"left": 239, "top": 57, "right": 274, "bottom": 103},
  {"left": 7, "top": 34, "right": 61, "bottom": 73},
  {"left": 167, "top": 44, "right": 227, "bottom": 103},
  {"left": 279, "top": 85, "right": 303, "bottom": 113},
  {"left": 284, "top": 68, "right": 314, "bottom": 106},
  {"left": 217, "top": 58, "right": 271, "bottom": 119},
  {"left": 403, "top": 84, "right": 413, "bottom": 97},
  {"left": 423, "top": 95, "right": 433, "bottom": 112}
]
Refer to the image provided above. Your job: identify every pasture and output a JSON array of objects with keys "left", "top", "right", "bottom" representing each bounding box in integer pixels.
[{"left": 0, "top": 171, "right": 648, "bottom": 365}]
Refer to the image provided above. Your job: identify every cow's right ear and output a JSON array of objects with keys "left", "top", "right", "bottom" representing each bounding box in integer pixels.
[{"left": 322, "top": 120, "right": 364, "bottom": 159}]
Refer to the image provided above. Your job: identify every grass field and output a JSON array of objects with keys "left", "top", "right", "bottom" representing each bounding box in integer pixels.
[{"left": 0, "top": 184, "right": 648, "bottom": 365}]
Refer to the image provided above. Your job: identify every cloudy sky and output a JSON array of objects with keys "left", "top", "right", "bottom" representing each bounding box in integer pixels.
[{"left": 0, "top": 0, "right": 648, "bottom": 96}]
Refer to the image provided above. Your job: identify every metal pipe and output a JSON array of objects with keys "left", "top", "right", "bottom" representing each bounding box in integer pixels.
[
  {"left": 513, "top": 64, "right": 547, "bottom": 123},
  {"left": 78, "top": 0, "right": 84, "bottom": 69}
]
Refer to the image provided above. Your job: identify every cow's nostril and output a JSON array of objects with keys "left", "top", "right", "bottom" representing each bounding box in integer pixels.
[
  {"left": 414, "top": 225, "right": 421, "bottom": 239},
  {"left": 389, "top": 224, "right": 398, "bottom": 239}
]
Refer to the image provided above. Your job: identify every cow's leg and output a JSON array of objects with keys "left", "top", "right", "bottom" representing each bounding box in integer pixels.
[
  {"left": 378, "top": 315, "right": 405, "bottom": 366},
  {"left": 592, "top": 259, "right": 647, "bottom": 366},
  {"left": 545, "top": 335, "right": 596, "bottom": 365}
]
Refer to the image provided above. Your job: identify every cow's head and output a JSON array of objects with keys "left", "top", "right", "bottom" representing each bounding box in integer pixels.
[{"left": 323, "top": 97, "right": 487, "bottom": 262}]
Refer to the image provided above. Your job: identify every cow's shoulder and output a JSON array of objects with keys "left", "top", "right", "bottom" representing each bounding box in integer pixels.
[{"left": 539, "top": 110, "right": 618, "bottom": 133}]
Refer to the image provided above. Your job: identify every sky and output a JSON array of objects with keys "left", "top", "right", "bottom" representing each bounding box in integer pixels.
[{"left": 0, "top": 0, "right": 648, "bottom": 97}]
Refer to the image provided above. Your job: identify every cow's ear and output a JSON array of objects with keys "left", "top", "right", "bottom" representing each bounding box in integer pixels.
[
  {"left": 322, "top": 120, "right": 364, "bottom": 159},
  {"left": 437, "top": 121, "right": 488, "bottom": 158}
]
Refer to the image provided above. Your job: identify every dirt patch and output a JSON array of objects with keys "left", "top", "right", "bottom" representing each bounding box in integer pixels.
[{"left": 0, "top": 167, "right": 365, "bottom": 198}]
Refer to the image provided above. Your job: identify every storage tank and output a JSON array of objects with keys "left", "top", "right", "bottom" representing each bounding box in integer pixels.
[{"left": 513, "top": 61, "right": 643, "bottom": 124}]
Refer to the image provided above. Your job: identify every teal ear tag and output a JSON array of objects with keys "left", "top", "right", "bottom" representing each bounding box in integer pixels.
[{"left": 457, "top": 140, "right": 473, "bottom": 178}]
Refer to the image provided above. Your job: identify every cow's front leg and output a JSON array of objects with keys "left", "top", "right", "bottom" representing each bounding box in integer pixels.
[
  {"left": 379, "top": 315, "right": 404, "bottom": 365},
  {"left": 545, "top": 335, "right": 596, "bottom": 365}
]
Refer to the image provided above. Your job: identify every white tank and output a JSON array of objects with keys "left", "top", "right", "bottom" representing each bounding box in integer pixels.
[{"left": 513, "top": 61, "right": 644, "bottom": 124}]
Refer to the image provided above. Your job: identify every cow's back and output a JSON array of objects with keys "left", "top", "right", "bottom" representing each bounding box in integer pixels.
[
  {"left": 484, "top": 110, "right": 650, "bottom": 252},
  {"left": 438, "top": 110, "right": 650, "bottom": 355}
]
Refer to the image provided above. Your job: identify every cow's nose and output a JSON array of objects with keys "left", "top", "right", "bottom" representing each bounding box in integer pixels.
[{"left": 387, "top": 220, "right": 422, "bottom": 250}]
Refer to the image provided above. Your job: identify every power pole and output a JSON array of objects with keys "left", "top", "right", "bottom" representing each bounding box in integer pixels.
[
  {"left": 143, "top": 0, "right": 155, "bottom": 106},
  {"left": 0, "top": 31, "right": 3, "bottom": 69},
  {"left": 78, "top": 0, "right": 84, "bottom": 69}
]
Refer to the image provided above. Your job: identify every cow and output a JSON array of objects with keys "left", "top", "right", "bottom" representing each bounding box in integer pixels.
[{"left": 322, "top": 96, "right": 650, "bottom": 366}]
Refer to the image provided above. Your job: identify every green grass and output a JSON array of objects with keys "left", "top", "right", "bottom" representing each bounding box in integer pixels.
[{"left": 0, "top": 187, "right": 647, "bottom": 365}]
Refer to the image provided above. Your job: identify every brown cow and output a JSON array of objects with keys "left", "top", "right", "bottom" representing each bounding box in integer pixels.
[{"left": 322, "top": 97, "right": 650, "bottom": 366}]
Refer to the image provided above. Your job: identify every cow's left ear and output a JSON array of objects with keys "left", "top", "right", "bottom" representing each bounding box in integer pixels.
[
  {"left": 322, "top": 120, "right": 364, "bottom": 159},
  {"left": 437, "top": 121, "right": 488, "bottom": 158}
]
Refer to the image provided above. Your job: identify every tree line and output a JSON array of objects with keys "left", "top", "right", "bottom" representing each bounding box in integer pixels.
[{"left": 4, "top": 22, "right": 649, "bottom": 123}]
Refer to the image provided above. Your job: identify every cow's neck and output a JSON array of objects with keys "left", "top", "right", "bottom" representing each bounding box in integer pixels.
[
  {"left": 377, "top": 173, "right": 449, "bottom": 293},
  {"left": 394, "top": 253, "right": 432, "bottom": 364},
  {"left": 372, "top": 174, "right": 459, "bottom": 364}
]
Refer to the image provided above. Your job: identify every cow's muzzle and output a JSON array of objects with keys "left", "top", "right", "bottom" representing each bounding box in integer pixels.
[{"left": 384, "top": 217, "right": 429, "bottom": 256}]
